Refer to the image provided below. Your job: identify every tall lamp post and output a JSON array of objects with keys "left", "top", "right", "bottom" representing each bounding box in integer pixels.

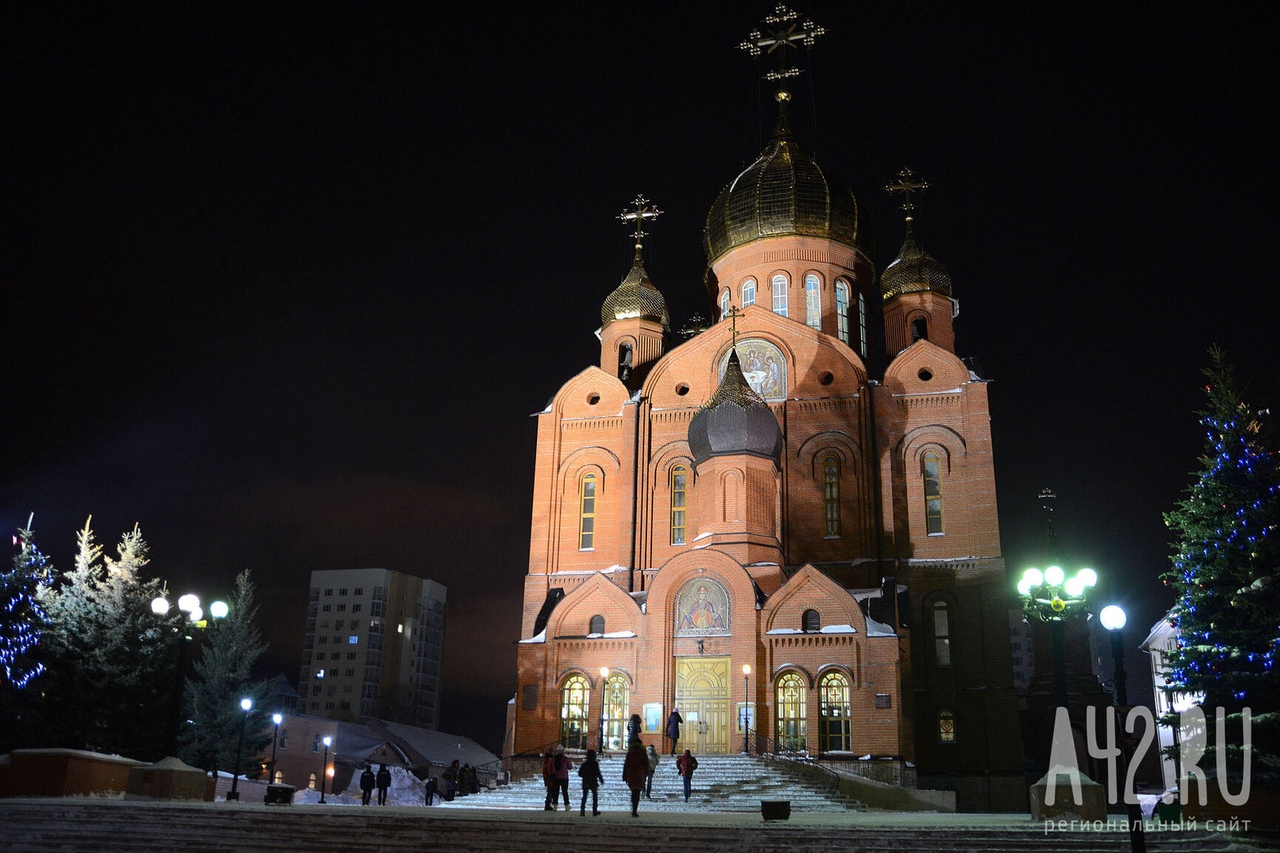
[
  {"left": 228, "top": 697, "right": 252, "bottom": 801},
  {"left": 1017, "top": 565, "right": 1096, "bottom": 709},
  {"left": 150, "top": 592, "right": 230, "bottom": 758},
  {"left": 741, "top": 664, "right": 751, "bottom": 754},
  {"left": 269, "top": 713, "right": 283, "bottom": 782},
  {"left": 319, "top": 736, "right": 332, "bottom": 803},
  {"left": 598, "top": 667, "right": 610, "bottom": 753},
  {"left": 1099, "top": 604, "right": 1146, "bottom": 853}
]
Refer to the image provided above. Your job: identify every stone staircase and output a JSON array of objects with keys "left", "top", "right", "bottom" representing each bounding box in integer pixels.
[{"left": 448, "top": 753, "right": 857, "bottom": 814}]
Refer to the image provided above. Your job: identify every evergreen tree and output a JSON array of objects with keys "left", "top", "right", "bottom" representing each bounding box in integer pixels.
[
  {"left": 0, "top": 518, "right": 55, "bottom": 753},
  {"left": 179, "top": 569, "right": 272, "bottom": 777},
  {"left": 1162, "top": 348, "right": 1280, "bottom": 781}
]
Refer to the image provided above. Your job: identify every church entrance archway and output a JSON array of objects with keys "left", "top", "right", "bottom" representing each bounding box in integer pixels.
[{"left": 675, "top": 656, "right": 730, "bottom": 754}]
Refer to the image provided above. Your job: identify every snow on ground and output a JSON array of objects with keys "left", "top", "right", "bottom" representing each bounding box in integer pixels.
[{"left": 292, "top": 765, "right": 448, "bottom": 807}]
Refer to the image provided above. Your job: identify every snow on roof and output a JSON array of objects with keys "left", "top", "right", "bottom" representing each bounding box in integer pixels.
[
  {"left": 865, "top": 616, "right": 897, "bottom": 637},
  {"left": 585, "top": 630, "right": 637, "bottom": 639},
  {"left": 766, "top": 624, "right": 857, "bottom": 635},
  {"left": 519, "top": 629, "right": 546, "bottom": 644}
]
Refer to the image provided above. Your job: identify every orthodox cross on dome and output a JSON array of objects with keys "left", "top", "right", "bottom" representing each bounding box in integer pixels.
[
  {"left": 679, "top": 313, "right": 710, "bottom": 340},
  {"left": 739, "top": 4, "right": 826, "bottom": 83},
  {"left": 618, "top": 194, "right": 663, "bottom": 250},
  {"left": 885, "top": 167, "right": 929, "bottom": 225},
  {"left": 724, "top": 304, "right": 744, "bottom": 348}
]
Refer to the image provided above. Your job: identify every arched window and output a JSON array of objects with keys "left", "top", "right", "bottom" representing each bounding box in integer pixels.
[
  {"left": 835, "top": 280, "right": 850, "bottom": 345},
  {"left": 720, "top": 289, "right": 731, "bottom": 319},
  {"left": 802, "top": 609, "right": 821, "bottom": 632},
  {"left": 602, "top": 674, "right": 630, "bottom": 751},
  {"left": 771, "top": 273, "right": 788, "bottom": 317},
  {"left": 932, "top": 601, "right": 952, "bottom": 667},
  {"left": 579, "top": 473, "right": 597, "bottom": 549},
  {"left": 938, "top": 707, "right": 956, "bottom": 743},
  {"left": 618, "top": 343, "right": 633, "bottom": 382},
  {"left": 273, "top": 770, "right": 284, "bottom": 784},
  {"left": 742, "top": 278, "right": 756, "bottom": 306},
  {"left": 775, "top": 672, "right": 807, "bottom": 751},
  {"left": 857, "top": 292, "right": 868, "bottom": 358},
  {"left": 670, "top": 465, "right": 688, "bottom": 545},
  {"left": 912, "top": 316, "right": 929, "bottom": 342},
  {"left": 805, "top": 273, "right": 821, "bottom": 330},
  {"left": 823, "top": 456, "right": 840, "bottom": 537},
  {"left": 923, "top": 452, "right": 943, "bottom": 535},
  {"left": 588, "top": 614, "right": 605, "bottom": 635},
  {"left": 560, "top": 675, "right": 590, "bottom": 749},
  {"left": 308, "top": 772, "right": 317, "bottom": 790},
  {"left": 819, "top": 672, "right": 851, "bottom": 752}
]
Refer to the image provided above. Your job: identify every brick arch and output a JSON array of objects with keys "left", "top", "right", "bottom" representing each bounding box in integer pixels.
[
  {"left": 547, "top": 572, "right": 642, "bottom": 640},
  {"left": 816, "top": 663, "right": 857, "bottom": 687},
  {"left": 552, "top": 364, "right": 631, "bottom": 419},
  {"left": 882, "top": 338, "right": 969, "bottom": 392},
  {"left": 646, "top": 549, "right": 760, "bottom": 635},
  {"left": 898, "top": 425, "right": 966, "bottom": 469},
  {"left": 762, "top": 565, "right": 866, "bottom": 634},
  {"left": 770, "top": 664, "right": 815, "bottom": 689},
  {"left": 796, "top": 430, "right": 862, "bottom": 480}
]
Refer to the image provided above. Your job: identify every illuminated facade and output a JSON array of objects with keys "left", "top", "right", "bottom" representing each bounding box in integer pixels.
[{"left": 509, "top": 9, "right": 1022, "bottom": 810}]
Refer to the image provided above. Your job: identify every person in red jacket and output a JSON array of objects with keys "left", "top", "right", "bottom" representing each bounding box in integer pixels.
[
  {"left": 676, "top": 749, "right": 698, "bottom": 802},
  {"left": 622, "top": 740, "right": 649, "bottom": 817}
]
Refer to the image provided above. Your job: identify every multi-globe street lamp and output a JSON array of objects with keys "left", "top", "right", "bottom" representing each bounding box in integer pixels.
[
  {"left": 150, "top": 592, "right": 230, "bottom": 757},
  {"left": 741, "top": 664, "right": 751, "bottom": 754},
  {"left": 1017, "top": 565, "right": 1097, "bottom": 708},
  {"left": 319, "top": 736, "right": 332, "bottom": 804},
  {"left": 598, "top": 666, "right": 610, "bottom": 753},
  {"left": 227, "top": 697, "right": 252, "bottom": 801}
]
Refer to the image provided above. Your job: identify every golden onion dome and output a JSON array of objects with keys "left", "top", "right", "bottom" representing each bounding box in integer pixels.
[
  {"left": 703, "top": 92, "right": 872, "bottom": 265},
  {"left": 880, "top": 224, "right": 952, "bottom": 300},
  {"left": 601, "top": 248, "right": 670, "bottom": 330}
]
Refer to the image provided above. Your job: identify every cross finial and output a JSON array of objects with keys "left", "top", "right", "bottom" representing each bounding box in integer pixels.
[
  {"left": 739, "top": 4, "right": 826, "bottom": 84},
  {"left": 885, "top": 167, "right": 929, "bottom": 220},
  {"left": 618, "top": 195, "right": 663, "bottom": 250},
  {"left": 724, "top": 305, "right": 745, "bottom": 348},
  {"left": 679, "top": 313, "right": 710, "bottom": 340}
]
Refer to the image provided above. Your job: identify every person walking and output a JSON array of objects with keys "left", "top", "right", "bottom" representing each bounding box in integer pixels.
[
  {"left": 552, "top": 744, "right": 573, "bottom": 811},
  {"left": 626, "top": 713, "right": 642, "bottom": 746},
  {"left": 443, "top": 759, "right": 459, "bottom": 801},
  {"left": 359, "top": 765, "right": 375, "bottom": 806},
  {"left": 423, "top": 775, "right": 438, "bottom": 806},
  {"left": 375, "top": 763, "right": 391, "bottom": 805},
  {"left": 542, "top": 750, "right": 557, "bottom": 811},
  {"left": 622, "top": 740, "right": 649, "bottom": 817},
  {"left": 644, "top": 744, "right": 659, "bottom": 799},
  {"left": 666, "top": 708, "right": 683, "bottom": 755},
  {"left": 676, "top": 749, "right": 698, "bottom": 802},
  {"left": 577, "top": 748, "right": 604, "bottom": 816}
]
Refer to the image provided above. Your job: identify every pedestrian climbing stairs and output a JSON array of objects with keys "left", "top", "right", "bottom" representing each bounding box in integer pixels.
[{"left": 447, "top": 753, "right": 858, "bottom": 814}]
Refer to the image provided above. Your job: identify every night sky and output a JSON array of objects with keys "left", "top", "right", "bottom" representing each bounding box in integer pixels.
[{"left": 4, "top": 3, "right": 1276, "bottom": 754}]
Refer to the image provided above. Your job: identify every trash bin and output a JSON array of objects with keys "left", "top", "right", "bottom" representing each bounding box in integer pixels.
[
  {"left": 761, "top": 800, "right": 791, "bottom": 821},
  {"left": 264, "top": 784, "right": 296, "bottom": 805}
]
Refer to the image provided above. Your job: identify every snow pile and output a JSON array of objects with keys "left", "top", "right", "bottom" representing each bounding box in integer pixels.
[{"left": 293, "top": 765, "right": 442, "bottom": 807}]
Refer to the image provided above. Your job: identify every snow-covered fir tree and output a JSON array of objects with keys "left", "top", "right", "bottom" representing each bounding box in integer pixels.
[
  {"left": 179, "top": 569, "right": 272, "bottom": 776},
  {"left": 1162, "top": 348, "right": 1280, "bottom": 782}
]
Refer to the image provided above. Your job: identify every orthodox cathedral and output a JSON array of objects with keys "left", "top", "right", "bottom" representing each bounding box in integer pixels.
[{"left": 507, "top": 7, "right": 1023, "bottom": 810}]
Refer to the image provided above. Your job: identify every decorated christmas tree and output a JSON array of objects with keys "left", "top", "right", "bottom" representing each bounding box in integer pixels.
[
  {"left": 1162, "top": 348, "right": 1280, "bottom": 781},
  {"left": 1, "top": 518, "right": 53, "bottom": 690}
]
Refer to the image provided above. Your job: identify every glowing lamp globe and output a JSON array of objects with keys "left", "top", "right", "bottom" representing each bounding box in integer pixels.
[
  {"left": 1017, "top": 577, "right": 1034, "bottom": 596},
  {"left": 177, "top": 594, "right": 200, "bottom": 613},
  {"left": 1023, "top": 568, "right": 1044, "bottom": 587},
  {"left": 1099, "top": 605, "right": 1127, "bottom": 632},
  {"left": 151, "top": 596, "right": 170, "bottom": 616},
  {"left": 240, "top": 697, "right": 253, "bottom": 712},
  {"left": 1044, "top": 565, "right": 1065, "bottom": 586},
  {"left": 273, "top": 712, "right": 283, "bottom": 725},
  {"left": 209, "top": 600, "right": 229, "bottom": 619},
  {"left": 1064, "top": 577, "right": 1085, "bottom": 597},
  {"left": 188, "top": 606, "right": 203, "bottom": 623},
  {"left": 1078, "top": 568, "right": 1098, "bottom": 588},
  {"left": 743, "top": 663, "right": 751, "bottom": 676}
]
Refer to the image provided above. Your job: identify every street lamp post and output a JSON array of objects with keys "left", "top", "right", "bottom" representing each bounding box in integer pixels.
[
  {"left": 228, "top": 697, "right": 252, "bottom": 801},
  {"left": 319, "top": 736, "right": 332, "bottom": 804},
  {"left": 1017, "top": 565, "right": 1097, "bottom": 709},
  {"left": 1099, "top": 605, "right": 1128, "bottom": 706},
  {"left": 269, "top": 713, "right": 283, "bottom": 782},
  {"left": 598, "top": 667, "right": 610, "bottom": 753},
  {"left": 742, "top": 664, "right": 751, "bottom": 754},
  {"left": 150, "top": 592, "right": 230, "bottom": 758}
]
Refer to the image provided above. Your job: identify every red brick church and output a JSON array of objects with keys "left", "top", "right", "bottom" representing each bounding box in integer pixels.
[{"left": 506, "top": 7, "right": 1023, "bottom": 810}]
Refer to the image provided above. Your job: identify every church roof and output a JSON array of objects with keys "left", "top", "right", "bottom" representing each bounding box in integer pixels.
[
  {"left": 880, "top": 223, "right": 952, "bottom": 300},
  {"left": 601, "top": 247, "right": 670, "bottom": 330},
  {"left": 703, "top": 91, "right": 872, "bottom": 265},
  {"left": 688, "top": 348, "right": 782, "bottom": 465}
]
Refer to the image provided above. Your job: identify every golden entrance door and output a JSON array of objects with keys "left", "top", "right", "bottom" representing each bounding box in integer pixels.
[{"left": 675, "top": 657, "right": 730, "bottom": 754}]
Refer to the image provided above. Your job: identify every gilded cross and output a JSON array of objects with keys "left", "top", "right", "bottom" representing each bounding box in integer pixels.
[
  {"left": 884, "top": 167, "right": 929, "bottom": 215},
  {"left": 739, "top": 4, "right": 826, "bottom": 82},
  {"left": 724, "top": 305, "right": 745, "bottom": 348},
  {"left": 679, "top": 313, "right": 710, "bottom": 340},
  {"left": 618, "top": 195, "right": 663, "bottom": 249}
]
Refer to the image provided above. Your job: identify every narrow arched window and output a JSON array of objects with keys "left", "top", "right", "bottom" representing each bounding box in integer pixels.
[
  {"left": 579, "top": 473, "right": 598, "bottom": 550},
  {"left": 670, "top": 465, "right": 688, "bottom": 545},
  {"left": 923, "top": 452, "right": 942, "bottom": 535},
  {"left": 602, "top": 674, "right": 629, "bottom": 750},
  {"left": 802, "top": 608, "right": 821, "bottom": 632},
  {"left": 938, "top": 707, "right": 956, "bottom": 743},
  {"left": 588, "top": 614, "right": 605, "bottom": 635},
  {"left": 912, "top": 316, "right": 928, "bottom": 342},
  {"left": 308, "top": 772, "right": 317, "bottom": 790},
  {"left": 857, "top": 292, "right": 868, "bottom": 358},
  {"left": 618, "top": 343, "right": 633, "bottom": 382},
  {"left": 560, "top": 675, "right": 590, "bottom": 749},
  {"left": 775, "top": 672, "right": 807, "bottom": 751},
  {"left": 742, "top": 278, "right": 756, "bottom": 306},
  {"left": 932, "top": 601, "right": 952, "bottom": 667},
  {"left": 835, "top": 280, "right": 850, "bottom": 345},
  {"left": 771, "top": 273, "right": 788, "bottom": 317},
  {"left": 823, "top": 456, "right": 840, "bottom": 537},
  {"left": 805, "top": 274, "right": 822, "bottom": 330},
  {"left": 720, "top": 289, "right": 731, "bottom": 320},
  {"left": 819, "top": 672, "right": 851, "bottom": 752}
]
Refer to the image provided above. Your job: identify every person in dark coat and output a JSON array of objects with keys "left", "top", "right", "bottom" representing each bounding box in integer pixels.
[
  {"left": 550, "top": 744, "right": 572, "bottom": 811},
  {"left": 677, "top": 749, "right": 698, "bottom": 802},
  {"left": 375, "top": 763, "right": 391, "bottom": 805},
  {"left": 626, "top": 713, "right": 642, "bottom": 747},
  {"left": 443, "top": 759, "right": 459, "bottom": 801},
  {"left": 359, "top": 765, "right": 375, "bottom": 805},
  {"left": 666, "top": 708, "right": 683, "bottom": 755},
  {"left": 423, "top": 775, "right": 438, "bottom": 806},
  {"left": 542, "top": 750, "right": 557, "bottom": 810},
  {"left": 577, "top": 748, "right": 604, "bottom": 816},
  {"left": 644, "top": 744, "right": 659, "bottom": 799},
  {"left": 622, "top": 740, "right": 649, "bottom": 817}
]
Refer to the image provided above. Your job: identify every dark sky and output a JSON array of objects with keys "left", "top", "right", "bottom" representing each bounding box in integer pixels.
[{"left": 4, "top": 3, "right": 1276, "bottom": 754}]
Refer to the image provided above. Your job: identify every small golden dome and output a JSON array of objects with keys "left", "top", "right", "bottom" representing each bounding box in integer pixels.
[
  {"left": 601, "top": 249, "right": 670, "bottom": 330},
  {"left": 880, "top": 228, "right": 952, "bottom": 300}
]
